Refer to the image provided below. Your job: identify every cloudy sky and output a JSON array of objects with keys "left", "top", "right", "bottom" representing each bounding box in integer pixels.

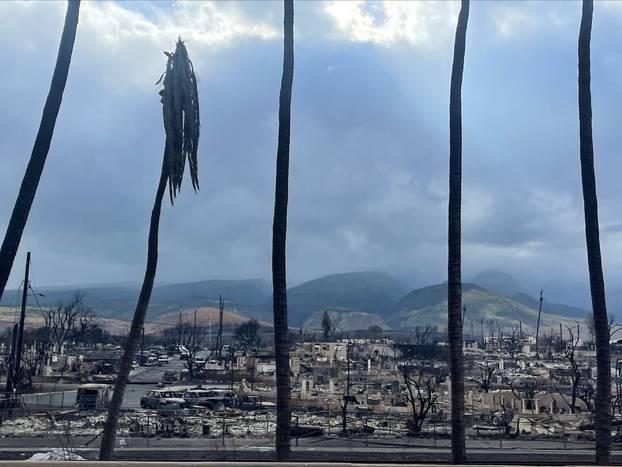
[{"left": 2, "top": 0, "right": 622, "bottom": 308}]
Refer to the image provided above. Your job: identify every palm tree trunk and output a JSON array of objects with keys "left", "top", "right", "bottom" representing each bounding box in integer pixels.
[
  {"left": 0, "top": 0, "right": 80, "bottom": 300},
  {"left": 448, "top": 0, "right": 469, "bottom": 464},
  {"left": 99, "top": 160, "right": 167, "bottom": 460},
  {"left": 577, "top": 1, "right": 611, "bottom": 463},
  {"left": 272, "top": 0, "right": 294, "bottom": 461}
]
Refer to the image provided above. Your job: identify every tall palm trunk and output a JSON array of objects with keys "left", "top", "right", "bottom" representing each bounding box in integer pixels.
[
  {"left": 0, "top": 0, "right": 80, "bottom": 301},
  {"left": 99, "top": 161, "right": 167, "bottom": 460},
  {"left": 99, "top": 39, "right": 199, "bottom": 460},
  {"left": 448, "top": 0, "right": 469, "bottom": 464},
  {"left": 272, "top": 0, "right": 294, "bottom": 461},
  {"left": 577, "top": 1, "right": 611, "bottom": 463}
]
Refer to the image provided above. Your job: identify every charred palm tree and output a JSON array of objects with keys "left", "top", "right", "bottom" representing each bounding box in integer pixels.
[
  {"left": 272, "top": 0, "right": 294, "bottom": 461},
  {"left": 447, "top": 0, "right": 469, "bottom": 464},
  {"left": 577, "top": 1, "right": 611, "bottom": 463},
  {"left": 0, "top": 0, "right": 80, "bottom": 301},
  {"left": 99, "top": 39, "right": 199, "bottom": 460}
]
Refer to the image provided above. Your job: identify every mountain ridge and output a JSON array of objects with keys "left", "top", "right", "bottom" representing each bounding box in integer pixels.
[{"left": 0, "top": 270, "right": 589, "bottom": 333}]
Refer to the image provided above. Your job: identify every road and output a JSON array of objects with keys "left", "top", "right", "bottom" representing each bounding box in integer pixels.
[
  {"left": 0, "top": 442, "right": 620, "bottom": 464},
  {"left": 21, "top": 354, "right": 233, "bottom": 409},
  {"left": 124, "top": 354, "right": 231, "bottom": 407},
  {"left": 123, "top": 356, "right": 186, "bottom": 408}
]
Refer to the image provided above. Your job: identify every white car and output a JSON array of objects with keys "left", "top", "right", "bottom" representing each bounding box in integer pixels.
[
  {"left": 140, "top": 389, "right": 186, "bottom": 410},
  {"left": 183, "top": 389, "right": 224, "bottom": 410}
]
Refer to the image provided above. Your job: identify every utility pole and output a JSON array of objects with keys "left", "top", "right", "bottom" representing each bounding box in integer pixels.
[
  {"left": 229, "top": 344, "right": 235, "bottom": 391},
  {"left": 13, "top": 252, "right": 30, "bottom": 397},
  {"left": 535, "top": 290, "right": 543, "bottom": 359},
  {"left": 193, "top": 309, "right": 197, "bottom": 349},
  {"left": 342, "top": 340, "right": 351, "bottom": 435},
  {"left": 192, "top": 308, "right": 198, "bottom": 378},
  {"left": 177, "top": 308, "right": 182, "bottom": 347},
  {"left": 4, "top": 323, "right": 18, "bottom": 398},
  {"left": 216, "top": 295, "right": 224, "bottom": 360},
  {"left": 207, "top": 316, "right": 212, "bottom": 347}
]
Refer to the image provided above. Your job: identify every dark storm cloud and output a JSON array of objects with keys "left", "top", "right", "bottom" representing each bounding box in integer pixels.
[{"left": 1, "top": 1, "right": 622, "bottom": 308}]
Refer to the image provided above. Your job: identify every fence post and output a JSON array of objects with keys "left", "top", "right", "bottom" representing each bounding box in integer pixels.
[
  {"left": 433, "top": 421, "right": 437, "bottom": 448},
  {"left": 147, "top": 413, "right": 150, "bottom": 447},
  {"left": 49, "top": 392, "right": 52, "bottom": 407},
  {"left": 61, "top": 391, "right": 65, "bottom": 408},
  {"left": 36, "top": 394, "right": 40, "bottom": 409},
  {"left": 562, "top": 422, "right": 566, "bottom": 449},
  {"left": 499, "top": 426, "right": 502, "bottom": 449}
]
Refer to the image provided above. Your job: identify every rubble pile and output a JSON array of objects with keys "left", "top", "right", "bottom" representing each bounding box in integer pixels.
[
  {"left": 0, "top": 409, "right": 413, "bottom": 440},
  {"left": 27, "top": 449, "right": 85, "bottom": 461}
]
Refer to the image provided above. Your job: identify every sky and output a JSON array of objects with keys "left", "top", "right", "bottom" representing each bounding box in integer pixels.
[{"left": 2, "top": 0, "right": 622, "bottom": 308}]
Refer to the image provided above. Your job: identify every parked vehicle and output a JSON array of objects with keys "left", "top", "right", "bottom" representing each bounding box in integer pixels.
[
  {"left": 182, "top": 389, "right": 224, "bottom": 410},
  {"left": 177, "top": 345, "right": 190, "bottom": 360},
  {"left": 238, "top": 395, "right": 264, "bottom": 411},
  {"left": 157, "top": 355, "right": 170, "bottom": 365},
  {"left": 161, "top": 370, "right": 178, "bottom": 385},
  {"left": 76, "top": 384, "right": 111, "bottom": 410},
  {"left": 210, "top": 389, "right": 238, "bottom": 408},
  {"left": 140, "top": 389, "right": 186, "bottom": 410}
]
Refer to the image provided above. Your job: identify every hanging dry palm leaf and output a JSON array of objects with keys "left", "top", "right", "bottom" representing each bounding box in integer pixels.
[{"left": 158, "top": 38, "right": 200, "bottom": 203}]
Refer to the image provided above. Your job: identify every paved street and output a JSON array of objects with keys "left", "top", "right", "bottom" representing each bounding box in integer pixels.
[
  {"left": 124, "top": 356, "right": 186, "bottom": 408},
  {"left": 0, "top": 443, "right": 620, "bottom": 464},
  {"left": 124, "top": 354, "right": 231, "bottom": 407}
]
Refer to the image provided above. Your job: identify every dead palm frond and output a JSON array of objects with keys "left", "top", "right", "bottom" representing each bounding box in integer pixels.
[{"left": 158, "top": 38, "right": 200, "bottom": 203}]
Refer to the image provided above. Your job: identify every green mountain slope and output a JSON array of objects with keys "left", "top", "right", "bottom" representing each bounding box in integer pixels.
[
  {"left": 391, "top": 283, "right": 577, "bottom": 333},
  {"left": 470, "top": 270, "right": 588, "bottom": 320},
  {"left": 510, "top": 292, "right": 587, "bottom": 320},
  {"left": 281, "top": 271, "right": 406, "bottom": 326}
]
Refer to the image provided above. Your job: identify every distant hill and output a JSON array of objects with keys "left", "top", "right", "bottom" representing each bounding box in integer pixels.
[
  {"left": 0, "top": 279, "right": 271, "bottom": 320},
  {"left": 471, "top": 270, "right": 529, "bottom": 297},
  {"left": 147, "top": 279, "right": 271, "bottom": 319},
  {"left": 277, "top": 271, "right": 406, "bottom": 326},
  {"left": 470, "top": 270, "right": 589, "bottom": 321},
  {"left": 0, "top": 306, "right": 169, "bottom": 336},
  {"left": 511, "top": 292, "right": 587, "bottom": 320},
  {"left": 0, "top": 270, "right": 589, "bottom": 334},
  {"left": 303, "top": 310, "right": 389, "bottom": 332},
  {"left": 156, "top": 306, "right": 270, "bottom": 328},
  {"left": 0, "top": 284, "right": 141, "bottom": 317},
  {"left": 391, "top": 282, "right": 577, "bottom": 333}
]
